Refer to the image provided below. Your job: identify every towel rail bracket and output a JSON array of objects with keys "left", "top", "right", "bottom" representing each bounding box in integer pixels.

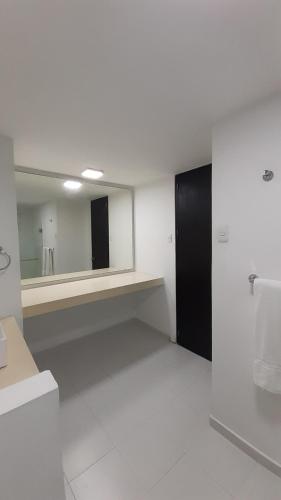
[
  {"left": 248, "top": 273, "right": 259, "bottom": 295},
  {"left": 263, "top": 170, "right": 274, "bottom": 182}
]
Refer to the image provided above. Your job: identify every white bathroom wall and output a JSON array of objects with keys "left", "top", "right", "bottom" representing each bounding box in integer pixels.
[
  {"left": 40, "top": 202, "right": 58, "bottom": 250},
  {"left": 56, "top": 199, "right": 92, "bottom": 274},
  {"left": 35, "top": 199, "right": 92, "bottom": 276},
  {"left": 0, "top": 136, "right": 22, "bottom": 325},
  {"left": 134, "top": 177, "right": 176, "bottom": 340},
  {"left": 108, "top": 190, "right": 133, "bottom": 269},
  {"left": 17, "top": 205, "right": 41, "bottom": 279},
  {"left": 17, "top": 206, "right": 38, "bottom": 260},
  {"left": 212, "top": 96, "right": 281, "bottom": 465}
]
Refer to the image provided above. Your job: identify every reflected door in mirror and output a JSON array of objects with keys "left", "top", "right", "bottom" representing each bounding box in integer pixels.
[{"left": 91, "top": 197, "right": 109, "bottom": 269}]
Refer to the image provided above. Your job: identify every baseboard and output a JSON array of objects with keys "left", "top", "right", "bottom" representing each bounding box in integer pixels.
[{"left": 210, "top": 415, "right": 281, "bottom": 477}]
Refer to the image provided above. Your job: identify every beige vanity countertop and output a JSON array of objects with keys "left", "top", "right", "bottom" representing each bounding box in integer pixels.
[
  {"left": 22, "top": 271, "right": 164, "bottom": 318},
  {"left": 0, "top": 316, "right": 39, "bottom": 390}
]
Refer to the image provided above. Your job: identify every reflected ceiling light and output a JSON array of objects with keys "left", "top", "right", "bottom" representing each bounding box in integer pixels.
[
  {"left": 81, "top": 168, "right": 104, "bottom": 180},
  {"left": 63, "top": 180, "right": 82, "bottom": 190}
]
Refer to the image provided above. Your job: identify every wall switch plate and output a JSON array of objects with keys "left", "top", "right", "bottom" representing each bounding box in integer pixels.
[{"left": 216, "top": 225, "right": 229, "bottom": 243}]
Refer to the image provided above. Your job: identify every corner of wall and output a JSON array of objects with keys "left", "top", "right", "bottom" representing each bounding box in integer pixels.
[
  {"left": 0, "top": 135, "right": 22, "bottom": 327},
  {"left": 134, "top": 176, "right": 176, "bottom": 341}
]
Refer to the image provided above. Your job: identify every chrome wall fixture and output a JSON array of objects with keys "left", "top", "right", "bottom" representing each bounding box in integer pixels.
[
  {"left": 248, "top": 273, "right": 259, "bottom": 295},
  {"left": 0, "top": 246, "right": 11, "bottom": 271},
  {"left": 263, "top": 170, "right": 274, "bottom": 182}
]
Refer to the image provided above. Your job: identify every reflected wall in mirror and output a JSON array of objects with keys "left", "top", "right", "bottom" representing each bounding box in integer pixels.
[{"left": 15, "top": 170, "right": 134, "bottom": 284}]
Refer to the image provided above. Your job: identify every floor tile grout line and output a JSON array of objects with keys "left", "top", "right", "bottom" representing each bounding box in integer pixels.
[
  {"left": 81, "top": 376, "right": 208, "bottom": 450},
  {"left": 69, "top": 484, "right": 77, "bottom": 500},
  {"left": 183, "top": 445, "right": 245, "bottom": 499},
  {"left": 68, "top": 445, "right": 116, "bottom": 485},
  {"left": 117, "top": 443, "right": 189, "bottom": 499},
  {"left": 142, "top": 451, "right": 188, "bottom": 496},
  {"left": 66, "top": 477, "right": 78, "bottom": 500},
  {"left": 211, "top": 442, "right": 258, "bottom": 497},
  {"left": 137, "top": 447, "right": 234, "bottom": 500},
  {"left": 78, "top": 394, "right": 117, "bottom": 449}
]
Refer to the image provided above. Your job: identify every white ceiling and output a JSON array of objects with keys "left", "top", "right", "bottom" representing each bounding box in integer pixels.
[{"left": 0, "top": 1, "right": 280, "bottom": 185}]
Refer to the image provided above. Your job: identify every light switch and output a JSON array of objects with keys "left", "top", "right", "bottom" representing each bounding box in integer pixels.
[{"left": 217, "top": 225, "right": 229, "bottom": 243}]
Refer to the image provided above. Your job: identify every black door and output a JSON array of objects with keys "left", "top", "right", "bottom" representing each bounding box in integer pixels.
[
  {"left": 175, "top": 165, "right": 212, "bottom": 361},
  {"left": 91, "top": 197, "right": 109, "bottom": 269}
]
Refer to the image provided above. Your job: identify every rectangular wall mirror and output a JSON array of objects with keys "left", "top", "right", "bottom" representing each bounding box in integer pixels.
[{"left": 15, "top": 168, "right": 134, "bottom": 288}]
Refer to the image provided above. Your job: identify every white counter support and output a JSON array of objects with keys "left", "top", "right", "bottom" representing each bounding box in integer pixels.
[
  {"left": 0, "top": 371, "right": 65, "bottom": 500},
  {"left": 0, "top": 317, "right": 65, "bottom": 500},
  {"left": 0, "top": 316, "right": 38, "bottom": 389}
]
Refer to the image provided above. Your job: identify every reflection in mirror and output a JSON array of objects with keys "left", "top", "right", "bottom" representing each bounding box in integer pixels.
[{"left": 15, "top": 170, "right": 133, "bottom": 284}]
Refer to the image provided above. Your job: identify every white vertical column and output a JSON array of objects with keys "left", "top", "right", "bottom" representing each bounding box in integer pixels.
[
  {"left": 0, "top": 371, "right": 65, "bottom": 500},
  {"left": 134, "top": 177, "right": 176, "bottom": 341},
  {"left": 0, "top": 135, "right": 21, "bottom": 325}
]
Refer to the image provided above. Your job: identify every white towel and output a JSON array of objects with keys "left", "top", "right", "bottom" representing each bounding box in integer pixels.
[
  {"left": 254, "top": 279, "right": 281, "bottom": 393},
  {"left": 42, "top": 247, "right": 48, "bottom": 276},
  {"left": 42, "top": 247, "right": 55, "bottom": 276}
]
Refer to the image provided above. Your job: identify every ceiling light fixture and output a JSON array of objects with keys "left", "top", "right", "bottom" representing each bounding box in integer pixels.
[
  {"left": 81, "top": 168, "right": 104, "bottom": 180},
  {"left": 63, "top": 180, "right": 82, "bottom": 190}
]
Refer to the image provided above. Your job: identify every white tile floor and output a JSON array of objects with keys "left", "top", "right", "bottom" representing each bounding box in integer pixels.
[{"left": 35, "top": 319, "right": 281, "bottom": 500}]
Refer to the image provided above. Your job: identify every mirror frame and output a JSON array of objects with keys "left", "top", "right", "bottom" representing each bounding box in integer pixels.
[{"left": 15, "top": 166, "right": 135, "bottom": 289}]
